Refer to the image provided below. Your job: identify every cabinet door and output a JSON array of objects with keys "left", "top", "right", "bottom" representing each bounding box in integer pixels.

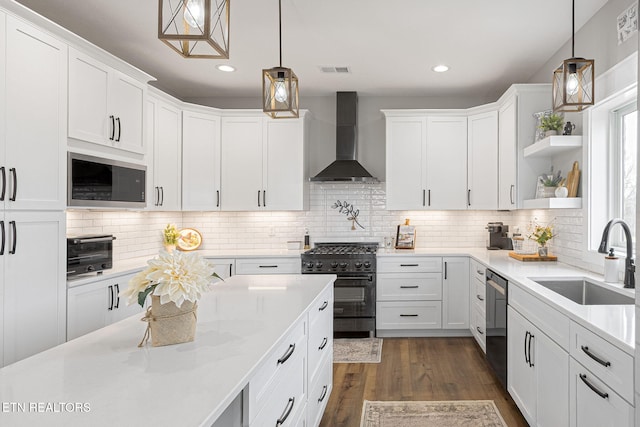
[
  {"left": 536, "top": 329, "right": 569, "bottom": 427},
  {"left": 426, "top": 116, "right": 467, "bottom": 209},
  {"left": 498, "top": 97, "right": 517, "bottom": 210},
  {"left": 467, "top": 111, "right": 498, "bottom": 210},
  {"left": 110, "top": 273, "right": 144, "bottom": 322},
  {"left": 182, "top": 110, "right": 221, "bottom": 211},
  {"left": 111, "top": 72, "right": 145, "bottom": 154},
  {"left": 3, "top": 211, "right": 65, "bottom": 366},
  {"left": 68, "top": 47, "right": 110, "bottom": 145},
  {"left": 507, "top": 307, "right": 536, "bottom": 426},
  {"left": 67, "top": 281, "right": 110, "bottom": 341},
  {"left": 442, "top": 257, "right": 469, "bottom": 329},
  {"left": 220, "top": 117, "right": 263, "bottom": 211},
  {"left": 153, "top": 100, "right": 182, "bottom": 210},
  {"left": 5, "top": 17, "right": 67, "bottom": 210},
  {"left": 385, "top": 116, "right": 427, "bottom": 210},
  {"left": 264, "top": 119, "right": 306, "bottom": 210}
]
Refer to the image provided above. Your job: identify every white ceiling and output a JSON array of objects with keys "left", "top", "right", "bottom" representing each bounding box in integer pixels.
[{"left": 14, "top": 0, "right": 609, "bottom": 100}]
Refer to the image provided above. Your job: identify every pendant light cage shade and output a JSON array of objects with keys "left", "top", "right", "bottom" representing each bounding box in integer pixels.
[
  {"left": 552, "top": 58, "right": 594, "bottom": 112},
  {"left": 158, "top": 0, "right": 230, "bottom": 59},
  {"left": 262, "top": 67, "right": 299, "bottom": 119}
]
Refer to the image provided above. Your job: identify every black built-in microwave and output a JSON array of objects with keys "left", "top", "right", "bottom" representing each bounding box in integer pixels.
[
  {"left": 68, "top": 152, "right": 146, "bottom": 208},
  {"left": 67, "top": 234, "right": 116, "bottom": 276}
]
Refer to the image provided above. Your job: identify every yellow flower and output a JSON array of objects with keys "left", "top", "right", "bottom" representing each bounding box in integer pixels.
[
  {"left": 528, "top": 221, "right": 554, "bottom": 246},
  {"left": 162, "top": 224, "right": 180, "bottom": 245}
]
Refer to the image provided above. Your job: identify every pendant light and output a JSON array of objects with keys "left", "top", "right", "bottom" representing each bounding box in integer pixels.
[
  {"left": 262, "top": 0, "right": 299, "bottom": 119},
  {"left": 552, "top": 0, "right": 594, "bottom": 112},
  {"left": 158, "top": 0, "right": 230, "bottom": 59}
]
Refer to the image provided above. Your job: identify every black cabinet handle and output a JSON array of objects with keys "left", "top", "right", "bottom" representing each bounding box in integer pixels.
[
  {"left": 257, "top": 190, "right": 261, "bottom": 207},
  {"left": 400, "top": 314, "right": 418, "bottom": 317},
  {"left": 524, "top": 331, "right": 530, "bottom": 365},
  {"left": 276, "top": 398, "right": 295, "bottom": 426},
  {"left": 154, "top": 187, "right": 159, "bottom": 206},
  {"left": 277, "top": 343, "right": 295, "bottom": 365},
  {"left": 160, "top": 187, "right": 164, "bottom": 206},
  {"left": 510, "top": 184, "right": 515, "bottom": 204},
  {"left": 259, "top": 265, "right": 278, "bottom": 268},
  {"left": 400, "top": 285, "right": 419, "bottom": 289},
  {"left": 528, "top": 333, "right": 534, "bottom": 367},
  {"left": 467, "top": 189, "right": 471, "bottom": 206},
  {"left": 319, "top": 337, "right": 328, "bottom": 350},
  {"left": 263, "top": 190, "right": 266, "bottom": 207},
  {"left": 115, "top": 117, "right": 121, "bottom": 142},
  {"left": 318, "top": 385, "right": 328, "bottom": 403},
  {"left": 114, "top": 284, "right": 120, "bottom": 308},
  {"left": 108, "top": 285, "right": 114, "bottom": 311},
  {"left": 476, "top": 326, "right": 484, "bottom": 335},
  {"left": 9, "top": 168, "right": 16, "bottom": 201},
  {"left": 581, "top": 345, "right": 612, "bottom": 368},
  {"left": 216, "top": 190, "right": 220, "bottom": 207},
  {"left": 109, "top": 115, "right": 115, "bottom": 140},
  {"left": 0, "top": 220, "right": 5, "bottom": 256},
  {"left": 579, "top": 373, "right": 609, "bottom": 399},
  {"left": 0, "top": 166, "right": 5, "bottom": 201},
  {"left": 319, "top": 301, "right": 328, "bottom": 311},
  {"left": 428, "top": 189, "right": 431, "bottom": 206},
  {"left": 8, "top": 221, "right": 16, "bottom": 254},
  {"left": 444, "top": 261, "right": 448, "bottom": 280},
  {"left": 422, "top": 189, "right": 426, "bottom": 206},
  {"left": 476, "top": 294, "right": 484, "bottom": 301},
  {"left": 400, "top": 264, "right": 419, "bottom": 267}
]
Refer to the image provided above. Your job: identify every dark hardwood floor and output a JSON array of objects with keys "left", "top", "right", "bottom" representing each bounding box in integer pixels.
[{"left": 319, "top": 337, "right": 528, "bottom": 427}]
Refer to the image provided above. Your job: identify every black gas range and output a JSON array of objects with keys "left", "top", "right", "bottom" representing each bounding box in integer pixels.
[{"left": 301, "top": 242, "right": 378, "bottom": 337}]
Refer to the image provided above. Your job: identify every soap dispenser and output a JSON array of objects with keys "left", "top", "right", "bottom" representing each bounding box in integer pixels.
[
  {"left": 304, "top": 229, "right": 310, "bottom": 250},
  {"left": 604, "top": 248, "right": 619, "bottom": 283}
]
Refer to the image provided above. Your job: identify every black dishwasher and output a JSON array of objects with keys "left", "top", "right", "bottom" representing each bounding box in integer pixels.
[{"left": 486, "top": 269, "right": 508, "bottom": 390}]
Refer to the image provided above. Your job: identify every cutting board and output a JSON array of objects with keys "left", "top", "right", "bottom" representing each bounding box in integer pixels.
[
  {"left": 509, "top": 251, "right": 557, "bottom": 262},
  {"left": 565, "top": 161, "right": 580, "bottom": 197}
]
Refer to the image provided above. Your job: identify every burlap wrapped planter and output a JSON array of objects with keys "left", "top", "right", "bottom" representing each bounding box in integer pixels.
[{"left": 139, "top": 295, "right": 197, "bottom": 347}]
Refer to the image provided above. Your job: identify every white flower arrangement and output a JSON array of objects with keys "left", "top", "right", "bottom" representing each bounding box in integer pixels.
[{"left": 121, "top": 250, "right": 220, "bottom": 308}]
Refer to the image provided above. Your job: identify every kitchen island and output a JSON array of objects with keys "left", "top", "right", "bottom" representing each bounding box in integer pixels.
[{"left": 0, "top": 274, "right": 336, "bottom": 427}]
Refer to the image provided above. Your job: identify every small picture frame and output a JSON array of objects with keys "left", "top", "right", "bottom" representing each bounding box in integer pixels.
[{"left": 395, "top": 224, "right": 416, "bottom": 249}]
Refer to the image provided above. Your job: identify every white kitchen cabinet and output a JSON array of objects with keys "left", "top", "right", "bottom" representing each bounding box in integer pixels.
[
  {"left": 2, "top": 211, "right": 66, "bottom": 367},
  {"left": 384, "top": 113, "right": 467, "bottom": 210},
  {"left": 147, "top": 93, "right": 182, "bottom": 210},
  {"left": 68, "top": 47, "right": 146, "bottom": 154},
  {"left": 469, "top": 259, "right": 486, "bottom": 351},
  {"left": 182, "top": 107, "right": 221, "bottom": 211},
  {"left": 442, "top": 257, "right": 469, "bottom": 329},
  {"left": 467, "top": 111, "right": 498, "bottom": 210},
  {"left": 498, "top": 98, "right": 517, "bottom": 210},
  {"left": 207, "top": 258, "right": 235, "bottom": 279},
  {"left": 508, "top": 306, "right": 569, "bottom": 427},
  {"left": 67, "top": 271, "right": 143, "bottom": 341},
  {"left": 3, "top": 15, "right": 66, "bottom": 211},
  {"left": 220, "top": 112, "right": 308, "bottom": 211},
  {"left": 235, "top": 257, "right": 300, "bottom": 275},
  {"left": 307, "top": 286, "right": 333, "bottom": 427}
]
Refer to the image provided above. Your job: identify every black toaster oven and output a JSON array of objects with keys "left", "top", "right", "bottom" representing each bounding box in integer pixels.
[{"left": 67, "top": 234, "right": 116, "bottom": 276}]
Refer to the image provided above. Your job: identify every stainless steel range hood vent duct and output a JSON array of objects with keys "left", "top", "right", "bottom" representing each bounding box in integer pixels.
[{"left": 310, "top": 92, "right": 378, "bottom": 182}]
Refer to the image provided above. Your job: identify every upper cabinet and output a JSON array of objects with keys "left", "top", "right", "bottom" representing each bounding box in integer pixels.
[
  {"left": 467, "top": 111, "right": 498, "bottom": 210},
  {"left": 385, "top": 113, "right": 467, "bottom": 210},
  {"left": 182, "top": 107, "right": 222, "bottom": 211},
  {"left": 68, "top": 47, "right": 146, "bottom": 154},
  {"left": 498, "top": 97, "right": 517, "bottom": 210},
  {"left": 220, "top": 112, "right": 309, "bottom": 211},
  {"left": 3, "top": 15, "right": 67, "bottom": 211}
]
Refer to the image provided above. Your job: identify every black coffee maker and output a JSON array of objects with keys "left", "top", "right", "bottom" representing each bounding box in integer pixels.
[{"left": 486, "top": 222, "right": 513, "bottom": 250}]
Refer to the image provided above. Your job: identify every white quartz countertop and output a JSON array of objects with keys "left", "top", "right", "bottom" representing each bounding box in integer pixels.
[{"left": 1, "top": 274, "right": 336, "bottom": 427}]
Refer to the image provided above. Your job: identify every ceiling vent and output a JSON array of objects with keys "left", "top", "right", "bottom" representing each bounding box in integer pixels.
[{"left": 320, "top": 66, "right": 351, "bottom": 73}]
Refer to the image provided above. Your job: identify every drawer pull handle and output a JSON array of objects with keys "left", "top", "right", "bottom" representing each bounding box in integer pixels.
[
  {"left": 400, "top": 264, "right": 419, "bottom": 267},
  {"left": 277, "top": 344, "right": 295, "bottom": 365},
  {"left": 319, "top": 301, "right": 328, "bottom": 311},
  {"left": 318, "top": 385, "right": 328, "bottom": 402},
  {"left": 476, "top": 326, "right": 484, "bottom": 335},
  {"left": 400, "top": 285, "right": 419, "bottom": 289},
  {"left": 319, "top": 337, "right": 328, "bottom": 350},
  {"left": 476, "top": 269, "right": 485, "bottom": 275},
  {"left": 259, "top": 265, "right": 279, "bottom": 268},
  {"left": 579, "top": 373, "right": 609, "bottom": 399},
  {"left": 276, "top": 397, "right": 295, "bottom": 426},
  {"left": 476, "top": 295, "right": 484, "bottom": 301},
  {"left": 581, "top": 345, "right": 611, "bottom": 367},
  {"left": 400, "top": 314, "right": 418, "bottom": 317}
]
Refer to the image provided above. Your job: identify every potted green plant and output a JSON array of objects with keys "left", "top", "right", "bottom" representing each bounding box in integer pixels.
[{"left": 539, "top": 113, "right": 564, "bottom": 137}]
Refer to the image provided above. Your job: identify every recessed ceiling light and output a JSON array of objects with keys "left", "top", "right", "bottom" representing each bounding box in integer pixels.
[
  {"left": 217, "top": 65, "right": 235, "bottom": 72},
  {"left": 432, "top": 65, "right": 449, "bottom": 73}
]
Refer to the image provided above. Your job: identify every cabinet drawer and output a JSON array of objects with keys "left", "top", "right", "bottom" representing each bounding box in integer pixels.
[
  {"left": 308, "top": 288, "right": 333, "bottom": 381},
  {"left": 472, "top": 279, "right": 486, "bottom": 314},
  {"left": 376, "top": 301, "right": 442, "bottom": 329},
  {"left": 248, "top": 319, "right": 306, "bottom": 423},
  {"left": 377, "top": 273, "right": 442, "bottom": 301},
  {"left": 469, "top": 259, "right": 486, "bottom": 283},
  {"left": 307, "top": 353, "right": 332, "bottom": 427},
  {"left": 570, "top": 322, "right": 633, "bottom": 404},
  {"left": 377, "top": 256, "right": 442, "bottom": 273},
  {"left": 569, "top": 358, "right": 634, "bottom": 427},
  {"left": 471, "top": 305, "right": 486, "bottom": 352},
  {"left": 509, "top": 285, "right": 570, "bottom": 351},
  {"left": 235, "top": 257, "right": 300, "bottom": 274}
]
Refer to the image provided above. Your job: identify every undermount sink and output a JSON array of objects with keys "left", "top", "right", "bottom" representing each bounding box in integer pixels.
[{"left": 530, "top": 278, "right": 634, "bottom": 306}]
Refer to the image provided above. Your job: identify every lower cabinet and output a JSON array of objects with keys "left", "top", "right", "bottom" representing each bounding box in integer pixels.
[
  {"left": 235, "top": 257, "right": 300, "bottom": 275},
  {"left": 442, "top": 257, "right": 469, "bottom": 329},
  {"left": 469, "top": 259, "right": 486, "bottom": 351},
  {"left": 507, "top": 306, "right": 569, "bottom": 427},
  {"left": 67, "top": 271, "right": 144, "bottom": 340}
]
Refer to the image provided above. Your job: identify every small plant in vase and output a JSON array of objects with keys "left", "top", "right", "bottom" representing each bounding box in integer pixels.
[
  {"left": 162, "top": 223, "right": 180, "bottom": 252},
  {"left": 538, "top": 169, "right": 563, "bottom": 198},
  {"left": 528, "top": 220, "right": 555, "bottom": 257},
  {"left": 539, "top": 113, "right": 564, "bottom": 137}
]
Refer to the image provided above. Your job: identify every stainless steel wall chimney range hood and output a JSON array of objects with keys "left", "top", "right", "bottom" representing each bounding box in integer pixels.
[{"left": 310, "top": 92, "right": 378, "bottom": 182}]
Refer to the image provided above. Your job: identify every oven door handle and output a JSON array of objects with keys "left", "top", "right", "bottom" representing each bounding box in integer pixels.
[
  {"left": 71, "top": 236, "right": 116, "bottom": 244},
  {"left": 336, "top": 276, "right": 373, "bottom": 281},
  {"left": 487, "top": 279, "right": 505, "bottom": 295}
]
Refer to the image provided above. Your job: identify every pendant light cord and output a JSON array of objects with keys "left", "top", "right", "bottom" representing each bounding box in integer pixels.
[
  {"left": 571, "top": 0, "right": 575, "bottom": 58},
  {"left": 278, "top": 0, "right": 282, "bottom": 67}
]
